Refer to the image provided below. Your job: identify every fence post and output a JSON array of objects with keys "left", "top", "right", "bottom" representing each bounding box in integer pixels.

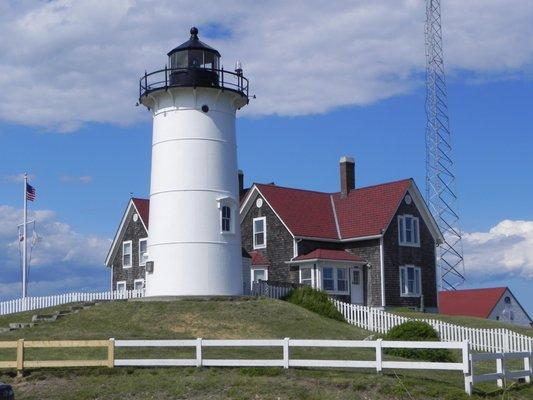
[
  {"left": 496, "top": 353, "right": 505, "bottom": 388},
  {"left": 462, "top": 341, "right": 473, "bottom": 396},
  {"left": 16, "top": 339, "right": 24, "bottom": 376},
  {"left": 107, "top": 338, "right": 115, "bottom": 368},
  {"left": 375, "top": 339, "right": 383, "bottom": 373},
  {"left": 524, "top": 352, "right": 531, "bottom": 384},
  {"left": 196, "top": 338, "right": 203, "bottom": 367},
  {"left": 369, "top": 309, "right": 374, "bottom": 332},
  {"left": 283, "top": 338, "right": 290, "bottom": 369}
]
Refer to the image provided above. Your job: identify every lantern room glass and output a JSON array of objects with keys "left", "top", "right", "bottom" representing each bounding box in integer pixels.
[{"left": 169, "top": 50, "right": 219, "bottom": 71}]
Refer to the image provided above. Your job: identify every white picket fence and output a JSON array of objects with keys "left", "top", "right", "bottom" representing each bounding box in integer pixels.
[
  {"left": 0, "top": 289, "right": 145, "bottom": 316},
  {"left": 252, "top": 281, "right": 533, "bottom": 354}
]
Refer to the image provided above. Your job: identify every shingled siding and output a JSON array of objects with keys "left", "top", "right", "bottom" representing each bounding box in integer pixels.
[
  {"left": 241, "top": 192, "right": 294, "bottom": 282},
  {"left": 111, "top": 206, "right": 148, "bottom": 290},
  {"left": 383, "top": 192, "right": 438, "bottom": 309}
]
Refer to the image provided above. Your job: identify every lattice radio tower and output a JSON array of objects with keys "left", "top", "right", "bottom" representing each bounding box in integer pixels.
[{"left": 425, "top": 0, "right": 465, "bottom": 290}]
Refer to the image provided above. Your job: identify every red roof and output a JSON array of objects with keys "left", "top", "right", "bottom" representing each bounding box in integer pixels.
[
  {"left": 132, "top": 198, "right": 149, "bottom": 227},
  {"left": 255, "top": 179, "right": 411, "bottom": 240},
  {"left": 438, "top": 287, "right": 507, "bottom": 318},
  {"left": 293, "top": 249, "right": 363, "bottom": 262},
  {"left": 249, "top": 251, "right": 270, "bottom": 266}
]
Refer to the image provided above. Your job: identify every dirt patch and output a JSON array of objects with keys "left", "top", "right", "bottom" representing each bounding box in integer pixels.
[{"left": 167, "top": 312, "right": 264, "bottom": 338}]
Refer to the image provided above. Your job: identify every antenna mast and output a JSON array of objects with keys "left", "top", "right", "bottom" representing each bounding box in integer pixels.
[{"left": 425, "top": 0, "right": 465, "bottom": 290}]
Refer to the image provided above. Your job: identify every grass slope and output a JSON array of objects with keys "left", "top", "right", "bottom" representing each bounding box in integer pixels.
[
  {"left": 390, "top": 308, "right": 533, "bottom": 337},
  {"left": 0, "top": 298, "right": 530, "bottom": 400}
]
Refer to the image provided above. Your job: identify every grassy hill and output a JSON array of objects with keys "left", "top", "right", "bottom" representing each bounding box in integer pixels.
[
  {"left": 390, "top": 308, "right": 533, "bottom": 337},
  {"left": 0, "top": 297, "right": 531, "bottom": 399}
]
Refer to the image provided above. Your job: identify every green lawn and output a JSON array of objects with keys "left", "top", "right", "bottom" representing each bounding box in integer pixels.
[
  {"left": 0, "top": 297, "right": 531, "bottom": 399},
  {"left": 390, "top": 308, "right": 533, "bottom": 337}
]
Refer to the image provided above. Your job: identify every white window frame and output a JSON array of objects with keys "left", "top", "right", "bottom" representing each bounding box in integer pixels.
[
  {"left": 116, "top": 281, "right": 127, "bottom": 292},
  {"left": 398, "top": 215, "right": 420, "bottom": 247},
  {"left": 218, "top": 197, "right": 236, "bottom": 234},
  {"left": 299, "top": 266, "right": 314, "bottom": 287},
  {"left": 122, "top": 240, "right": 133, "bottom": 269},
  {"left": 399, "top": 265, "right": 422, "bottom": 297},
  {"left": 319, "top": 266, "right": 350, "bottom": 295},
  {"left": 250, "top": 267, "right": 268, "bottom": 287},
  {"left": 139, "top": 238, "right": 148, "bottom": 267},
  {"left": 133, "top": 278, "right": 145, "bottom": 291},
  {"left": 253, "top": 217, "right": 267, "bottom": 249}
]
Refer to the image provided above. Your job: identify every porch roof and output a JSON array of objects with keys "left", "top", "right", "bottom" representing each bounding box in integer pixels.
[{"left": 288, "top": 249, "right": 365, "bottom": 264}]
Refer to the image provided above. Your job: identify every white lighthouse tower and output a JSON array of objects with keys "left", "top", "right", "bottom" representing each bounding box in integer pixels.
[{"left": 139, "top": 27, "right": 249, "bottom": 297}]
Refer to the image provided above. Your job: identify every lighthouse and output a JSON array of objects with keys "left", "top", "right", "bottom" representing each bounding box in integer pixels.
[{"left": 139, "top": 27, "right": 249, "bottom": 297}]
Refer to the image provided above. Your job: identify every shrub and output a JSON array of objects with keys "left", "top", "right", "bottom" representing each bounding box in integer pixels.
[
  {"left": 383, "top": 321, "right": 454, "bottom": 362},
  {"left": 282, "top": 286, "right": 345, "bottom": 322}
]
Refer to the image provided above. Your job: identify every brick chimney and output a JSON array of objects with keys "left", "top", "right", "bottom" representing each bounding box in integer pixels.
[
  {"left": 340, "top": 156, "right": 355, "bottom": 197},
  {"left": 238, "top": 169, "right": 244, "bottom": 197}
]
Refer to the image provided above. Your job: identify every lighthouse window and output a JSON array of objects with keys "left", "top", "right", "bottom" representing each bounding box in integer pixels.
[
  {"left": 189, "top": 50, "right": 203, "bottom": 68},
  {"left": 221, "top": 205, "right": 232, "bottom": 232},
  {"left": 170, "top": 51, "right": 188, "bottom": 70},
  {"left": 253, "top": 217, "right": 266, "bottom": 249}
]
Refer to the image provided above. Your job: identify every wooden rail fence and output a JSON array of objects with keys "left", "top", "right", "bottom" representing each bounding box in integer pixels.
[{"left": 0, "top": 339, "right": 113, "bottom": 372}]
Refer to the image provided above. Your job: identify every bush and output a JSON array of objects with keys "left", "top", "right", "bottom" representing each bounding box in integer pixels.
[
  {"left": 281, "top": 286, "right": 345, "bottom": 322},
  {"left": 383, "top": 321, "right": 454, "bottom": 362}
]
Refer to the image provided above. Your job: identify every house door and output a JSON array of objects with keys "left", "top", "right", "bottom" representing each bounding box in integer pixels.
[{"left": 351, "top": 267, "right": 364, "bottom": 304}]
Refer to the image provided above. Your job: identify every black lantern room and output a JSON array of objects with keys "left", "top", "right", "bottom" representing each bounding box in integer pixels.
[{"left": 167, "top": 27, "right": 221, "bottom": 87}]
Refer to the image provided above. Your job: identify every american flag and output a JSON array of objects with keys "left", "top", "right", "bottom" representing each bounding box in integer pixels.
[{"left": 26, "top": 183, "right": 36, "bottom": 201}]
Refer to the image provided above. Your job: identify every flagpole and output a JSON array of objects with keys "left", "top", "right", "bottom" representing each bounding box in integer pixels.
[{"left": 22, "top": 173, "right": 27, "bottom": 299}]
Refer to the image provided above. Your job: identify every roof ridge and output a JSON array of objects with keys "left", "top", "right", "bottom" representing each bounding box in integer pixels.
[
  {"left": 254, "top": 183, "right": 330, "bottom": 195},
  {"left": 440, "top": 287, "right": 507, "bottom": 293},
  {"left": 329, "top": 194, "right": 342, "bottom": 239},
  {"left": 255, "top": 178, "right": 413, "bottom": 196}
]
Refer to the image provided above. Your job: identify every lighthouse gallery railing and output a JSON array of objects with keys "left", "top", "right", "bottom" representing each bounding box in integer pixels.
[{"left": 139, "top": 67, "right": 249, "bottom": 99}]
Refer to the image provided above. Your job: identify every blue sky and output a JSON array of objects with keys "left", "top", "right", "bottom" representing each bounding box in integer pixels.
[{"left": 0, "top": 1, "right": 532, "bottom": 316}]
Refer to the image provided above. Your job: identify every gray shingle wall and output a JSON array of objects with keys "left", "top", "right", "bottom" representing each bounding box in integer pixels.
[
  {"left": 241, "top": 192, "right": 294, "bottom": 282},
  {"left": 111, "top": 205, "right": 148, "bottom": 290},
  {"left": 382, "top": 191, "right": 438, "bottom": 308}
]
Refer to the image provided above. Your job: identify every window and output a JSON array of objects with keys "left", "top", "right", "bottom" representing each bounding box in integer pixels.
[
  {"left": 504, "top": 296, "right": 511, "bottom": 304},
  {"left": 122, "top": 241, "right": 132, "bottom": 268},
  {"left": 221, "top": 205, "right": 232, "bottom": 232},
  {"left": 134, "top": 279, "right": 145, "bottom": 291},
  {"left": 398, "top": 215, "right": 420, "bottom": 246},
  {"left": 353, "top": 270, "right": 360, "bottom": 285},
  {"left": 322, "top": 267, "right": 335, "bottom": 291},
  {"left": 337, "top": 268, "right": 348, "bottom": 292},
  {"left": 321, "top": 267, "right": 349, "bottom": 294},
  {"left": 400, "top": 265, "right": 421, "bottom": 297},
  {"left": 251, "top": 268, "right": 268, "bottom": 285},
  {"left": 139, "top": 238, "right": 148, "bottom": 266},
  {"left": 116, "top": 281, "right": 126, "bottom": 292},
  {"left": 253, "top": 217, "right": 266, "bottom": 249},
  {"left": 299, "top": 267, "right": 313, "bottom": 287},
  {"left": 218, "top": 197, "right": 236, "bottom": 234}
]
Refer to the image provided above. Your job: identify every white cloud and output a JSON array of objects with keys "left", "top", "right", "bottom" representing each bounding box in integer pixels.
[
  {"left": 0, "top": 0, "right": 531, "bottom": 131},
  {"left": 4, "top": 173, "right": 36, "bottom": 183},
  {"left": 0, "top": 205, "right": 110, "bottom": 273},
  {"left": 59, "top": 174, "right": 93, "bottom": 184},
  {"left": 463, "top": 220, "right": 533, "bottom": 281}
]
